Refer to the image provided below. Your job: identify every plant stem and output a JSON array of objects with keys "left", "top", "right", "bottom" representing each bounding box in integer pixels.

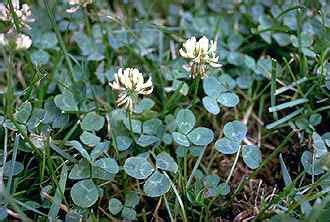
[
  {"left": 230, "top": 131, "right": 295, "bottom": 201},
  {"left": 127, "top": 111, "right": 136, "bottom": 141},
  {"left": 225, "top": 145, "right": 242, "bottom": 184},
  {"left": 191, "top": 77, "right": 201, "bottom": 107},
  {"left": 186, "top": 145, "right": 207, "bottom": 189},
  {"left": 164, "top": 172, "right": 188, "bottom": 222},
  {"left": 43, "top": 0, "right": 76, "bottom": 85},
  {"left": 163, "top": 195, "right": 175, "bottom": 222}
]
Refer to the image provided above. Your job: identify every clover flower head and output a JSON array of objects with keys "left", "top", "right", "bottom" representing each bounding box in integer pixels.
[
  {"left": 66, "top": 0, "right": 92, "bottom": 13},
  {"left": 0, "top": 33, "right": 8, "bottom": 46},
  {"left": 109, "top": 68, "right": 153, "bottom": 111},
  {"left": 0, "top": 30, "right": 32, "bottom": 50},
  {"left": 0, "top": 0, "right": 35, "bottom": 30},
  {"left": 179, "top": 36, "right": 221, "bottom": 79},
  {"left": 15, "top": 33, "right": 32, "bottom": 49}
]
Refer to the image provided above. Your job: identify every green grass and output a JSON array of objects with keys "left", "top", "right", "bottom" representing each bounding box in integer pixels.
[{"left": 0, "top": 0, "right": 330, "bottom": 221}]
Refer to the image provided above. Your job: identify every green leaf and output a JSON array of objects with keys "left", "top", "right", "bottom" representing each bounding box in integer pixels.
[
  {"left": 69, "top": 160, "right": 90, "bottom": 180},
  {"left": 301, "top": 151, "right": 324, "bottom": 176},
  {"left": 80, "top": 131, "right": 100, "bottom": 147},
  {"left": 203, "top": 76, "right": 225, "bottom": 98},
  {"left": 143, "top": 171, "right": 170, "bottom": 197},
  {"left": 204, "top": 175, "right": 220, "bottom": 188},
  {"left": 223, "top": 120, "right": 247, "bottom": 142},
  {"left": 176, "top": 109, "right": 195, "bottom": 134},
  {"left": 218, "top": 74, "right": 236, "bottom": 90},
  {"left": 121, "top": 207, "right": 136, "bottom": 220},
  {"left": 134, "top": 98, "right": 155, "bottom": 114},
  {"left": 187, "top": 127, "right": 214, "bottom": 146},
  {"left": 124, "top": 191, "right": 139, "bottom": 208},
  {"left": 48, "top": 164, "right": 68, "bottom": 218},
  {"left": 108, "top": 198, "right": 123, "bottom": 215},
  {"left": 4, "top": 160, "right": 24, "bottom": 176},
  {"left": 236, "top": 74, "right": 254, "bottom": 89},
  {"left": 313, "top": 133, "right": 328, "bottom": 158},
  {"left": 123, "top": 118, "right": 142, "bottom": 134},
  {"left": 31, "top": 49, "right": 49, "bottom": 65},
  {"left": 273, "top": 33, "right": 291, "bottom": 47},
  {"left": 65, "top": 212, "right": 83, "bottom": 222},
  {"left": 67, "top": 140, "right": 91, "bottom": 161},
  {"left": 176, "top": 146, "right": 188, "bottom": 158},
  {"left": 14, "top": 102, "right": 32, "bottom": 123},
  {"left": 91, "top": 141, "right": 109, "bottom": 161},
  {"left": 136, "top": 134, "right": 160, "bottom": 147},
  {"left": 172, "top": 132, "right": 190, "bottom": 147},
  {"left": 279, "top": 154, "right": 292, "bottom": 186},
  {"left": 217, "top": 183, "right": 230, "bottom": 196},
  {"left": 94, "top": 158, "right": 119, "bottom": 175},
  {"left": 92, "top": 166, "right": 114, "bottom": 180},
  {"left": 26, "top": 108, "right": 45, "bottom": 130},
  {"left": 217, "top": 92, "right": 239, "bottom": 107},
  {"left": 73, "top": 32, "right": 104, "bottom": 61},
  {"left": 215, "top": 137, "right": 240, "bottom": 154},
  {"left": 0, "top": 207, "right": 8, "bottom": 220},
  {"left": 54, "top": 91, "right": 78, "bottom": 112},
  {"left": 242, "top": 145, "right": 262, "bottom": 169},
  {"left": 33, "top": 32, "right": 58, "bottom": 49},
  {"left": 309, "top": 114, "right": 322, "bottom": 126},
  {"left": 81, "top": 112, "right": 105, "bottom": 132},
  {"left": 202, "top": 96, "right": 220, "bottom": 115},
  {"left": 70, "top": 179, "right": 99, "bottom": 208},
  {"left": 190, "top": 146, "right": 204, "bottom": 157},
  {"left": 124, "top": 157, "right": 154, "bottom": 179},
  {"left": 142, "top": 118, "right": 163, "bottom": 135},
  {"left": 162, "top": 133, "right": 172, "bottom": 145},
  {"left": 227, "top": 32, "right": 244, "bottom": 51},
  {"left": 156, "top": 152, "right": 178, "bottom": 173},
  {"left": 116, "top": 136, "right": 132, "bottom": 151}
]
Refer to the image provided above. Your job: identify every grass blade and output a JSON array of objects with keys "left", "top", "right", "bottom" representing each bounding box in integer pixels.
[{"left": 48, "top": 164, "right": 68, "bottom": 219}]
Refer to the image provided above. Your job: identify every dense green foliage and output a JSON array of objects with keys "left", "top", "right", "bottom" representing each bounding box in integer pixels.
[{"left": 0, "top": 0, "right": 330, "bottom": 221}]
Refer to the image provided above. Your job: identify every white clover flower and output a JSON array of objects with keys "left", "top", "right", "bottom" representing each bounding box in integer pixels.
[
  {"left": 15, "top": 33, "right": 32, "bottom": 50},
  {"left": 0, "top": 0, "right": 35, "bottom": 29},
  {"left": 179, "top": 36, "right": 221, "bottom": 78},
  {"left": 109, "top": 68, "right": 153, "bottom": 111},
  {"left": 0, "top": 30, "right": 32, "bottom": 50},
  {"left": 66, "top": 0, "right": 92, "bottom": 13},
  {"left": 0, "top": 33, "right": 8, "bottom": 46},
  {"left": 0, "top": 3, "right": 9, "bottom": 21}
]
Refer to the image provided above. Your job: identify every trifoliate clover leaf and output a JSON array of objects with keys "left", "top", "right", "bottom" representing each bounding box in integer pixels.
[
  {"left": 242, "top": 145, "right": 262, "bottom": 169},
  {"left": 94, "top": 158, "right": 119, "bottom": 175},
  {"left": 215, "top": 137, "right": 240, "bottom": 154},
  {"left": 69, "top": 159, "right": 90, "bottom": 180},
  {"left": 54, "top": 91, "right": 78, "bottom": 112},
  {"left": 203, "top": 76, "right": 225, "bottom": 98},
  {"left": 124, "top": 157, "right": 154, "bottom": 179},
  {"left": 81, "top": 112, "right": 105, "bottom": 132},
  {"left": 187, "top": 127, "right": 214, "bottom": 146},
  {"left": 156, "top": 152, "right": 178, "bottom": 173},
  {"left": 116, "top": 136, "right": 133, "bottom": 151},
  {"left": 301, "top": 150, "right": 324, "bottom": 176},
  {"left": 172, "top": 132, "right": 190, "bottom": 147},
  {"left": 223, "top": 120, "right": 247, "bottom": 142},
  {"left": 217, "top": 92, "right": 239, "bottom": 108},
  {"left": 202, "top": 96, "right": 220, "bottom": 115},
  {"left": 175, "top": 109, "right": 196, "bottom": 134},
  {"left": 80, "top": 131, "right": 101, "bottom": 147},
  {"left": 14, "top": 102, "right": 32, "bottom": 124},
  {"left": 143, "top": 171, "right": 170, "bottom": 197},
  {"left": 108, "top": 198, "right": 123, "bottom": 215},
  {"left": 136, "top": 134, "right": 160, "bottom": 147},
  {"left": 70, "top": 179, "right": 99, "bottom": 208}
]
